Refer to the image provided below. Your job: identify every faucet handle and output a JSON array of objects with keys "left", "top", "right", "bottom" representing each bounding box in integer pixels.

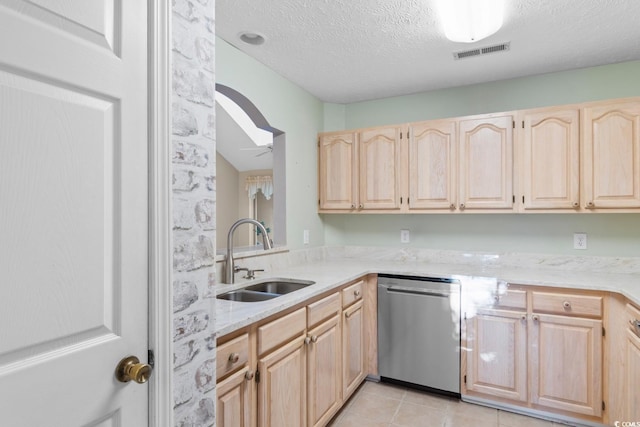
[{"left": 234, "top": 265, "right": 249, "bottom": 273}]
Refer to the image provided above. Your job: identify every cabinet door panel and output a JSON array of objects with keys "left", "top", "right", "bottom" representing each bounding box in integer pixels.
[
  {"left": 308, "top": 316, "right": 342, "bottom": 427},
  {"left": 408, "top": 120, "right": 457, "bottom": 210},
  {"left": 217, "top": 368, "right": 252, "bottom": 427},
  {"left": 530, "top": 314, "right": 602, "bottom": 417},
  {"left": 319, "top": 132, "right": 357, "bottom": 210},
  {"left": 522, "top": 109, "right": 580, "bottom": 210},
  {"left": 626, "top": 330, "right": 640, "bottom": 421},
  {"left": 459, "top": 115, "right": 514, "bottom": 210},
  {"left": 359, "top": 127, "right": 401, "bottom": 210},
  {"left": 466, "top": 311, "right": 527, "bottom": 402},
  {"left": 343, "top": 300, "right": 365, "bottom": 399},
  {"left": 258, "top": 336, "right": 307, "bottom": 427},
  {"left": 583, "top": 101, "right": 640, "bottom": 209}
]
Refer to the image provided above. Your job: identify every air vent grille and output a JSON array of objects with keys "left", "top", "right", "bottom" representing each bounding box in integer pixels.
[{"left": 453, "top": 42, "right": 510, "bottom": 60}]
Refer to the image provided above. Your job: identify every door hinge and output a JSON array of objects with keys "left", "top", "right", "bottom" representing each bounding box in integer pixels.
[
  {"left": 148, "top": 349, "right": 155, "bottom": 369},
  {"left": 400, "top": 132, "right": 403, "bottom": 139},
  {"left": 522, "top": 195, "right": 525, "bottom": 203},
  {"left": 318, "top": 199, "right": 320, "bottom": 206},
  {"left": 464, "top": 375, "right": 467, "bottom": 384},
  {"left": 400, "top": 197, "right": 403, "bottom": 204},
  {"left": 317, "top": 137, "right": 320, "bottom": 147},
  {"left": 407, "top": 197, "right": 410, "bottom": 204},
  {"left": 602, "top": 401, "right": 606, "bottom": 411},
  {"left": 407, "top": 130, "right": 410, "bottom": 138},
  {"left": 603, "top": 326, "right": 606, "bottom": 337},
  {"left": 512, "top": 121, "right": 515, "bottom": 129},
  {"left": 522, "top": 121, "right": 524, "bottom": 129},
  {"left": 255, "top": 369, "right": 260, "bottom": 384},
  {"left": 512, "top": 195, "right": 515, "bottom": 203}
]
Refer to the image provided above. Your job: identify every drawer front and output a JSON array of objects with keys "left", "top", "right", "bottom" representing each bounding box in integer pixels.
[
  {"left": 493, "top": 289, "right": 527, "bottom": 310},
  {"left": 258, "top": 307, "right": 306, "bottom": 355},
  {"left": 217, "top": 333, "right": 250, "bottom": 380},
  {"left": 626, "top": 303, "right": 640, "bottom": 338},
  {"left": 342, "top": 280, "right": 364, "bottom": 309},
  {"left": 532, "top": 291, "right": 602, "bottom": 317},
  {"left": 307, "top": 292, "right": 340, "bottom": 328}
]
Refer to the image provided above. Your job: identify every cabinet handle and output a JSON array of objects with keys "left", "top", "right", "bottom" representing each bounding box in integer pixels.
[
  {"left": 563, "top": 301, "right": 571, "bottom": 309},
  {"left": 354, "top": 290, "right": 361, "bottom": 297},
  {"left": 494, "top": 295, "right": 500, "bottom": 302},
  {"left": 311, "top": 335, "right": 318, "bottom": 343},
  {"left": 304, "top": 336, "right": 311, "bottom": 345},
  {"left": 359, "top": 204, "right": 364, "bottom": 209},
  {"left": 450, "top": 203, "right": 455, "bottom": 210},
  {"left": 228, "top": 353, "right": 240, "bottom": 364},
  {"left": 572, "top": 202, "right": 579, "bottom": 208},
  {"left": 245, "top": 370, "right": 254, "bottom": 381},
  {"left": 586, "top": 201, "right": 594, "bottom": 209},
  {"left": 532, "top": 315, "right": 539, "bottom": 322},
  {"left": 345, "top": 311, "right": 353, "bottom": 319},
  {"left": 521, "top": 314, "right": 527, "bottom": 321},
  {"left": 351, "top": 203, "right": 355, "bottom": 209},
  {"left": 459, "top": 203, "right": 465, "bottom": 210}
]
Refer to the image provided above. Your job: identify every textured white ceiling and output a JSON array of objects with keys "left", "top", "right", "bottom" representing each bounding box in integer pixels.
[{"left": 216, "top": 0, "right": 640, "bottom": 103}]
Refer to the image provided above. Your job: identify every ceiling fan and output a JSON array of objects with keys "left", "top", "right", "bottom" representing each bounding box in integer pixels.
[{"left": 239, "top": 143, "right": 273, "bottom": 157}]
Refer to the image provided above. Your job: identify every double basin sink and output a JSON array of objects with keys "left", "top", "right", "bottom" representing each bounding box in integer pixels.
[{"left": 217, "top": 278, "right": 316, "bottom": 302}]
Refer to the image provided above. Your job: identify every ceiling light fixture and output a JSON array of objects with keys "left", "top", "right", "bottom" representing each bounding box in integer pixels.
[
  {"left": 239, "top": 32, "right": 265, "bottom": 45},
  {"left": 438, "top": 0, "right": 505, "bottom": 43}
]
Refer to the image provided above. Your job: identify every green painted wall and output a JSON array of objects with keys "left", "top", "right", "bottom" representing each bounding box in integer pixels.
[
  {"left": 324, "top": 60, "right": 640, "bottom": 256},
  {"left": 216, "top": 38, "right": 325, "bottom": 249},
  {"left": 216, "top": 39, "right": 640, "bottom": 256}
]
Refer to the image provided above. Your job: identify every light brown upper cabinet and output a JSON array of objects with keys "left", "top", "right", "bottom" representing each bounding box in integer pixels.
[
  {"left": 318, "top": 126, "right": 402, "bottom": 212},
  {"left": 582, "top": 100, "right": 640, "bottom": 210},
  {"left": 318, "top": 131, "right": 358, "bottom": 210},
  {"left": 458, "top": 114, "right": 515, "bottom": 211},
  {"left": 519, "top": 108, "right": 580, "bottom": 211},
  {"left": 407, "top": 120, "right": 457, "bottom": 210}
]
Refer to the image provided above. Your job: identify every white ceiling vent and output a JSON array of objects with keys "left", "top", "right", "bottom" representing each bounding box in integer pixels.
[{"left": 453, "top": 42, "right": 510, "bottom": 60}]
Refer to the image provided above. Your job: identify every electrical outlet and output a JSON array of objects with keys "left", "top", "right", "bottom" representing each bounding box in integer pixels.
[
  {"left": 400, "top": 229, "right": 410, "bottom": 243},
  {"left": 303, "top": 229, "right": 310, "bottom": 245},
  {"left": 573, "top": 233, "right": 587, "bottom": 250}
]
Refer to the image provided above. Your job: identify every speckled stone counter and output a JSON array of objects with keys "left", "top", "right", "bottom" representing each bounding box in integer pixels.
[{"left": 214, "top": 246, "right": 640, "bottom": 337}]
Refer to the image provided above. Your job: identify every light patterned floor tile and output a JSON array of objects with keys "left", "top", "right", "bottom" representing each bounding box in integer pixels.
[
  {"left": 392, "top": 401, "right": 448, "bottom": 427},
  {"left": 347, "top": 392, "right": 402, "bottom": 423},
  {"left": 499, "top": 410, "right": 555, "bottom": 427}
]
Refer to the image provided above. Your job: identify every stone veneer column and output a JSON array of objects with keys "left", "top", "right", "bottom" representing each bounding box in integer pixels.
[{"left": 171, "top": 0, "right": 217, "bottom": 425}]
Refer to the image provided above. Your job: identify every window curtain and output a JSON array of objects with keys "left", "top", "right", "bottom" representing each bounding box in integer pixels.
[{"left": 245, "top": 175, "right": 273, "bottom": 200}]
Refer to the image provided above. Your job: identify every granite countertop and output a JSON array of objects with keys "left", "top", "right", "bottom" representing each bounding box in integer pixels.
[{"left": 215, "top": 255, "right": 640, "bottom": 337}]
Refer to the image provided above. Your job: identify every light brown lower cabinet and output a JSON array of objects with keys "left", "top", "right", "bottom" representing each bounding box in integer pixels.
[
  {"left": 625, "top": 304, "right": 640, "bottom": 421},
  {"left": 216, "top": 276, "right": 373, "bottom": 427},
  {"left": 463, "top": 287, "right": 604, "bottom": 423}
]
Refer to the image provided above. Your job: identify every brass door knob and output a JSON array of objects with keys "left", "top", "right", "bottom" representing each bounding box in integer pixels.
[{"left": 116, "top": 356, "right": 152, "bottom": 384}]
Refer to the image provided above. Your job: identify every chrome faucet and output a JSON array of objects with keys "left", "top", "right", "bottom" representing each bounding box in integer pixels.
[{"left": 224, "top": 218, "right": 272, "bottom": 284}]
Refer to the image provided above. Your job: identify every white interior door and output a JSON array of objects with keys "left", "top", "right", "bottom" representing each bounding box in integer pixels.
[{"left": 0, "top": 1, "right": 149, "bottom": 426}]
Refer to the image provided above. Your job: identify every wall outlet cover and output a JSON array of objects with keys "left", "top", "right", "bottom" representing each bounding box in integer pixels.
[
  {"left": 573, "top": 232, "right": 587, "bottom": 250},
  {"left": 400, "top": 229, "right": 410, "bottom": 243}
]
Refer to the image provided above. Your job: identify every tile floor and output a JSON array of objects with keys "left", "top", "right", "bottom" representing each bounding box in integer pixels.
[{"left": 328, "top": 381, "right": 576, "bottom": 427}]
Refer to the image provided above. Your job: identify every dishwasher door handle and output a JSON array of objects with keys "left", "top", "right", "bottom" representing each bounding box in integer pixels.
[{"left": 384, "top": 286, "right": 451, "bottom": 298}]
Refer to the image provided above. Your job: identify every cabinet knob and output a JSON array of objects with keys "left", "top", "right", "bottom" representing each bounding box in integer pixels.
[
  {"left": 532, "top": 315, "right": 539, "bottom": 322},
  {"left": 450, "top": 203, "right": 455, "bottom": 210},
  {"left": 304, "top": 336, "right": 311, "bottom": 345},
  {"left": 494, "top": 295, "right": 500, "bottom": 302},
  {"left": 351, "top": 204, "right": 355, "bottom": 209},
  {"left": 521, "top": 314, "right": 527, "bottom": 321},
  {"left": 459, "top": 203, "right": 465, "bottom": 210},
  {"left": 572, "top": 202, "right": 579, "bottom": 208},
  {"left": 228, "top": 352, "right": 240, "bottom": 364},
  {"left": 311, "top": 335, "right": 318, "bottom": 343},
  {"left": 359, "top": 204, "right": 364, "bottom": 209},
  {"left": 345, "top": 311, "right": 353, "bottom": 319},
  {"left": 354, "top": 290, "right": 361, "bottom": 297},
  {"left": 245, "top": 370, "right": 254, "bottom": 381},
  {"left": 563, "top": 301, "right": 571, "bottom": 309},
  {"left": 586, "top": 201, "right": 594, "bottom": 209}
]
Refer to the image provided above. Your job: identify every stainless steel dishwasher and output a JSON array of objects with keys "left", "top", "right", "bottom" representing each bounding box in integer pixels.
[{"left": 377, "top": 274, "right": 461, "bottom": 396}]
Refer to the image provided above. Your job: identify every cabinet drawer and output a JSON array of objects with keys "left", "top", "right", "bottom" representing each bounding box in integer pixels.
[
  {"left": 493, "top": 289, "right": 527, "bottom": 310},
  {"left": 342, "top": 280, "right": 364, "bottom": 308},
  {"left": 307, "top": 292, "right": 340, "bottom": 328},
  {"left": 258, "top": 307, "right": 306, "bottom": 355},
  {"left": 626, "top": 303, "right": 640, "bottom": 338},
  {"left": 532, "top": 291, "right": 602, "bottom": 317},
  {"left": 217, "top": 333, "right": 250, "bottom": 380}
]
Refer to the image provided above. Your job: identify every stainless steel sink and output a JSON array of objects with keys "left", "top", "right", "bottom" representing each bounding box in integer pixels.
[
  {"left": 216, "top": 278, "right": 316, "bottom": 302},
  {"left": 244, "top": 279, "right": 315, "bottom": 295},
  {"left": 217, "top": 290, "right": 280, "bottom": 302}
]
